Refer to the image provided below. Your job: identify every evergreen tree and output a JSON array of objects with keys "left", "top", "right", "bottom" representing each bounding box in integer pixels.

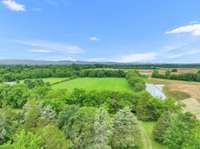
[{"left": 111, "top": 107, "right": 141, "bottom": 149}]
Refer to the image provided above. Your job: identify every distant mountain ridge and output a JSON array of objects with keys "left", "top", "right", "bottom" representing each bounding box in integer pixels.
[
  {"left": 0, "top": 59, "right": 121, "bottom": 65},
  {"left": 0, "top": 60, "right": 200, "bottom": 67}
]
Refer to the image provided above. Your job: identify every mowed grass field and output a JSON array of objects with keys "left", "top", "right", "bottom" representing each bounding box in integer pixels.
[{"left": 51, "top": 77, "right": 133, "bottom": 92}]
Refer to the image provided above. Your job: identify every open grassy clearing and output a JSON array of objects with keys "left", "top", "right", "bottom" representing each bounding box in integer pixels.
[
  {"left": 140, "top": 122, "right": 165, "bottom": 149},
  {"left": 52, "top": 77, "right": 133, "bottom": 92}
]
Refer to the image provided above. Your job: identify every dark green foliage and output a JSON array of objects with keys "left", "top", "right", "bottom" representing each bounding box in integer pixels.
[
  {"left": 164, "top": 112, "right": 197, "bottom": 149},
  {"left": 153, "top": 112, "right": 198, "bottom": 149},
  {"left": 57, "top": 105, "right": 80, "bottom": 130},
  {"left": 0, "top": 130, "right": 42, "bottom": 149},
  {"left": 181, "top": 122, "right": 200, "bottom": 149},
  {"left": 153, "top": 111, "right": 172, "bottom": 143},
  {"left": 39, "top": 125, "right": 71, "bottom": 149},
  {"left": 152, "top": 70, "right": 200, "bottom": 82},
  {"left": 42, "top": 89, "right": 68, "bottom": 112},
  {"left": 0, "top": 65, "right": 126, "bottom": 82},
  {"left": 65, "top": 107, "right": 97, "bottom": 149},
  {"left": 136, "top": 93, "right": 179, "bottom": 121},
  {"left": 126, "top": 71, "right": 145, "bottom": 92},
  {"left": 171, "top": 68, "right": 178, "bottom": 72},
  {"left": 0, "top": 107, "right": 20, "bottom": 145},
  {"left": 0, "top": 84, "right": 30, "bottom": 108},
  {"left": 65, "top": 89, "right": 136, "bottom": 113},
  {"left": 23, "top": 101, "right": 56, "bottom": 130},
  {"left": 136, "top": 96, "right": 164, "bottom": 121},
  {"left": 79, "top": 69, "right": 126, "bottom": 78},
  {"left": 0, "top": 65, "right": 77, "bottom": 82},
  {"left": 111, "top": 108, "right": 141, "bottom": 149}
]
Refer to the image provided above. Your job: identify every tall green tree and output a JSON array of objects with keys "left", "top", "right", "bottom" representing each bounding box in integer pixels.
[
  {"left": 164, "top": 112, "right": 197, "bottom": 149},
  {"left": 181, "top": 123, "right": 200, "bottom": 149},
  {"left": 92, "top": 107, "right": 112, "bottom": 149},
  {"left": 111, "top": 108, "right": 141, "bottom": 149},
  {"left": 39, "top": 125, "right": 71, "bottom": 149},
  {"left": 0, "top": 130, "right": 42, "bottom": 149}
]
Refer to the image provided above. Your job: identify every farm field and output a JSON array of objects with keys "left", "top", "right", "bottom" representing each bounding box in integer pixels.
[
  {"left": 139, "top": 68, "right": 198, "bottom": 76},
  {"left": 148, "top": 77, "right": 200, "bottom": 119},
  {"left": 52, "top": 77, "right": 133, "bottom": 92}
]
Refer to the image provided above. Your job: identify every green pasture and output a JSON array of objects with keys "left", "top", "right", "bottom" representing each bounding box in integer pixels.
[{"left": 51, "top": 77, "right": 133, "bottom": 92}]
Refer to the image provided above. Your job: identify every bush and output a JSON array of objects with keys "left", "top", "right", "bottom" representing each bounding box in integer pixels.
[
  {"left": 65, "top": 89, "right": 136, "bottom": 113},
  {"left": 126, "top": 71, "right": 145, "bottom": 92},
  {"left": 153, "top": 111, "right": 172, "bottom": 143}
]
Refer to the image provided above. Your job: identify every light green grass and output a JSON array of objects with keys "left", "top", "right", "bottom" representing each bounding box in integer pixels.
[
  {"left": 140, "top": 122, "right": 166, "bottom": 149},
  {"left": 52, "top": 77, "right": 133, "bottom": 92},
  {"left": 42, "top": 78, "right": 67, "bottom": 84}
]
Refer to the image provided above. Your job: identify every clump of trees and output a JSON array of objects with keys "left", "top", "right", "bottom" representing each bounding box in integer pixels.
[
  {"left": 111, "top": 108, "right": 141, "bottom": 149},
  {"left": 152, "top": 70, "right": 200, "bottom": 82},
  {"left": 79, "top": 69, "right": 126, "bottom": 78},
  {"left": 153, "top": 111, "right": 200, "bottom": 149},
  {"left": 126, "top": 70, "right": 145, "bottom": 91},
  {"left": 65, "top": 89, "right": 136, "bottom": 113},
  {"left": 0, "top": 80, "right": 50, "bottom": 108},
  {"left": 0, "top": 65, "right": 127, "bottom": 82}
]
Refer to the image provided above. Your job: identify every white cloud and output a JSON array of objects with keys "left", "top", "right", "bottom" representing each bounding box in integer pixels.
[
  {"left": 2, "top": 0, "right": 26, "bottom": 12},
  {"left": 15, "top": 40, "right": 85, "bottom": 54},
  {"left": 29, "top": 49, "right": 52, "bottom": 53},
  {"left": 89, "top": 37, "right": 100, "bottom": 42},
  {"left": 166, "top": 24, "right": 200, "bottom": 36},
  {"left": 116, "top": 52, "right": 156, "bottom": 63}
]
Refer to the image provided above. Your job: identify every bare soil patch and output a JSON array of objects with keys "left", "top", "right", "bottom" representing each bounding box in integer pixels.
[
  {"left": 148, "top": 78, "right": 200, "bottom": 119},
  {"left": 148, "top": 78, "right": 200, "bottom": 101},
  {"left": 182, "top": 98, "right": 200, "bottom": 119}
]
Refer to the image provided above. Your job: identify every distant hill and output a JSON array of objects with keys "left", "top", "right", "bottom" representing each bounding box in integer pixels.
[
  {"left": 0, "top": 59, "right": 120, "bottom": 65},
  {"left": 0, "top": 60, "right": 200, "bottom": 68}
]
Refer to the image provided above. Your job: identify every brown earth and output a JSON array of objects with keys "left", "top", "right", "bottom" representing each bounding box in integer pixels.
[{"left": 148, "top": 78, "right": 200, "bottom": 119}]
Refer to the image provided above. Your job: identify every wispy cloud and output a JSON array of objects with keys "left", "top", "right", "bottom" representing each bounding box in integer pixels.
[
  {"left": 115, "top": 52, "right": 156, "bottom": 63},
  {"left": 89, "top": 37, "right": 100, "bottom": 42},
  {"left": 167, "top": 49, "right": 200, "bottom": 59},
  {"left": 166, "top": 24, "right": 200, "bottom": 36},
  {"left": 15, "top": 40, "right": 85, "bottom": 54},
  {"left": 87, "top": 57, "right": 108, "bottom": 62},
  {"left": 29, "top": 49, "right": 52, "bottom": 53},
  {"left": 2, "top": 0, "right": 26, "bottom": 12}
]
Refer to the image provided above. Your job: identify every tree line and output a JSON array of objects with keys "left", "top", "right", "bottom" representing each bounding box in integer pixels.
[
  {"left": 152, "top": 70, "right": 200, "bottom": 82},
  {"left": 0, "top": 65, "right": 127, "bottom": 82}
]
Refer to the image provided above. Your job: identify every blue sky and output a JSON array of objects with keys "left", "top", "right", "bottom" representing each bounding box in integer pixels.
[{"left": 1, "top": 0, "right": 200, "bottom": 63}]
